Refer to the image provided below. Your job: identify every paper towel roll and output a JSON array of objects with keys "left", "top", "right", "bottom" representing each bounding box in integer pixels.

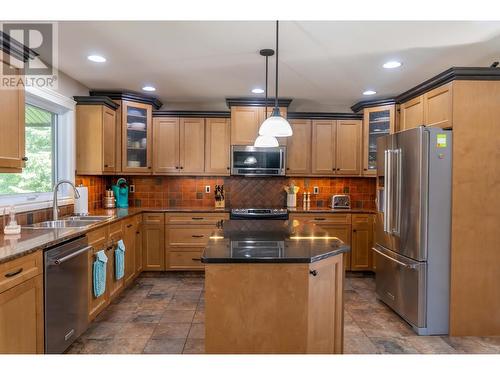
[{"left": 74, "top": 186, "right": 89, "bottom": 215}]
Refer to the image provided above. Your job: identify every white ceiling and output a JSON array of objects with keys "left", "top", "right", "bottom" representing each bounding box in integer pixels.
[{"left": 56, "top": 21, "right": 500, "bottom": 112}]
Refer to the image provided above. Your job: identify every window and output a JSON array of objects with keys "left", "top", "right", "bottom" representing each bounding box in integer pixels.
[
  {"left": 0, "top": 104, "right": 57, "bottom": 195},
  {"left": 0, "top": 87, "right": 76, "bottom": 212}
]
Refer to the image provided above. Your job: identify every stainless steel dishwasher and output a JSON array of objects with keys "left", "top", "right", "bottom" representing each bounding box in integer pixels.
[{"left": 44, "top": 236, "right": 91, "bottom": 353}]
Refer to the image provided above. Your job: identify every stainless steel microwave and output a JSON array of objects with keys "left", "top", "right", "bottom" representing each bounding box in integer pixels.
[{"left": 231, "top": 145, "right": 286, "bottom": 176}]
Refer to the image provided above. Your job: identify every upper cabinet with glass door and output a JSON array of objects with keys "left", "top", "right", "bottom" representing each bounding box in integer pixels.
[
  {"left": 122, "top": 101, "right": 152, "bottom": 173},
  {"left": 362, "top": 105, "right": 395, "bottom": 176}
]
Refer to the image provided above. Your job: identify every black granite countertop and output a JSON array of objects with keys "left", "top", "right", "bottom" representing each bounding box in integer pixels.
[{"left": 202, "top": 219, "right": 350, "bottom": 264}]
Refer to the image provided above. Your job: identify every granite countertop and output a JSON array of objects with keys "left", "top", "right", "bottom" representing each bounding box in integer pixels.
[{"left": 202, "top": 219, "right": 350, "bottom": 264}]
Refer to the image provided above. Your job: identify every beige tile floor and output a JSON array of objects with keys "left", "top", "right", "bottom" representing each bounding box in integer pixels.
[{"left": 67, "top": 272, "right": 500, "bottom": 354}]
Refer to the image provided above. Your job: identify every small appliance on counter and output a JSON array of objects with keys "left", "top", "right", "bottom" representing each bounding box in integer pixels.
[
  {"left": 111, "top": 178, "right": 129, "bottom": 208},
  {"left": 214, "top": 185, "right": 225, "bottom": 209},
  {"left": 329, "top": 194, "right": 351, "bottom": 209},
  {"left": 74, "top": 185, "right": 89, "bottom": 215},
  {"left": 103, "top": 188, "right": 116, "bottom": 209}
]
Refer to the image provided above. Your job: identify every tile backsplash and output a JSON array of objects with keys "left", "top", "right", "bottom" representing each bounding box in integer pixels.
[{"left": 76, "top": 175, "right": 376, "bottom": 210}]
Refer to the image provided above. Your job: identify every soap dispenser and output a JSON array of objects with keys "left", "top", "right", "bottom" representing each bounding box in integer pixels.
[{"left": 3, "top": 206, "right": 21, "bottom": 235}]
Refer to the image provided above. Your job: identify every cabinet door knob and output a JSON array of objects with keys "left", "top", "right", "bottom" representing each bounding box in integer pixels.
[
  {"left": 227, "top": 167, "right": 230, "bottom": 170},
  {"left": 22, "top": 157, "right": 28, "bottom": 161},
  {"left": 175, "top": 166, "right": 179, "bottom": 169},
  {"left": 180, "top": 166, "right": 184, "bottom": 169},
  {"left": 353, "top": 229, "right": 357, "bottom": 233},
  {"left": 309, "top": 270, "right": 318, "bottom": 276}
]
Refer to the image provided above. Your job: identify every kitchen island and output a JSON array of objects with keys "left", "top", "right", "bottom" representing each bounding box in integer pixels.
[{"left": 202, "top": 219, "right": 350, "bottom": 354}]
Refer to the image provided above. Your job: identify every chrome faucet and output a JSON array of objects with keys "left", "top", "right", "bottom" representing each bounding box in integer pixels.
[{"left": 52, "top": 180, "right": 80, "bottom": 221}]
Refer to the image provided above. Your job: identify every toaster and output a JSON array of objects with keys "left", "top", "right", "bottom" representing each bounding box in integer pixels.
[{"left": 329, "top": 195, "right": 351, "bottom": 209}]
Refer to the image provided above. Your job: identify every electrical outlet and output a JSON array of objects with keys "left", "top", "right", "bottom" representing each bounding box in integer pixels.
[
  {"left": 205, "top": 185, "right": 211, "bottom": 193},
  {"left": 129, "top": 184, "right": 135, "bottom": 193},
  {"left": 313, "top": 186, "right": 319, "bottom": 194}
]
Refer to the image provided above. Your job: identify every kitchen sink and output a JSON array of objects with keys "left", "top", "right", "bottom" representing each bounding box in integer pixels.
[
  {"left": 66, "top": 215, "right": 112, "bottom": 221},
  {"left": 23, "top": 215, "right": 111, "bottom": 229},
  {"left": 24, "top": 220, "right": 96, "bottom": 229}
]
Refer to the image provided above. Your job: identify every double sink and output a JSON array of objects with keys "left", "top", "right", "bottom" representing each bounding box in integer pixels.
[{"left": 23, "top": 215, "right": 112, "bottom": 229}]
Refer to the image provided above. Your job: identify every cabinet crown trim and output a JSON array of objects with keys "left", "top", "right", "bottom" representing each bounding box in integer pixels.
[
  {"left": 288, "top": 112, "right": 362, "bottom": 120},
  {"left": 153, "top": 110, "right": 230, "bottom": 118},
  {"left": 89, "top": 89, "right": 163, "bottom": 110},
  {"left": 74, "top": 96, "right": 120, "bottom": 110},
  {"left": 226, "top": 97, "right": 293, "bottom": 108}
]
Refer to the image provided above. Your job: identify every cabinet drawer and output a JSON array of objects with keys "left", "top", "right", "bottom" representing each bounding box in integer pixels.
[
  {"left": 352, "top": 214, "right": 372, "bottom": 227},
  {"left": 109, "top": 221, "right": 122, "bottom": 240},
  {"left": 0, "top": 251, "right": 42, "bottom": 294},
  {"left": 167, "top": 226, "right": 214, "bottom": 247},
  {"left": 165, "top": 212, "right": 228, "bottom": 225},
  {"left": 87, "top": 226, "right": 108, "bottom": 246},
  {"left": 291, "top": 213, "right": 351, "bottom": 225},
  {"left": 168, "top": 250, "right": 204, "bottom": 270},
  {"left": 143, "top": 212, "right": 165, "bottom": 225}
]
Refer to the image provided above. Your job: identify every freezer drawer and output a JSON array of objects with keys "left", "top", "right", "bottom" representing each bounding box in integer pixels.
[{"left": 374, "top": 245, "right": 426, "bottom": 328}]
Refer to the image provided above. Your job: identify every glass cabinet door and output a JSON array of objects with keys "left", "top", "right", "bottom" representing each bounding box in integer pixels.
[
  {"left": 363, "top": 105, "right": 395, "bottom": 175},
  {"left": 122, "top": 101, "right": 151, "bottom": 172}
]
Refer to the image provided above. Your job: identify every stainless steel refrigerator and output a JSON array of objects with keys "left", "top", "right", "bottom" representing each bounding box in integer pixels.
[{"left": 374, "top": 126, "right": 452, "bottom": 335}]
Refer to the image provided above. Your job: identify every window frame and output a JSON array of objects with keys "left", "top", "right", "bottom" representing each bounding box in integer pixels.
[{"left": 0, "top": 87, "right": 76, "bottom": 213}]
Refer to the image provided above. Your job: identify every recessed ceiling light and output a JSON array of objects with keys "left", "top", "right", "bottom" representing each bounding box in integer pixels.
[
  {"left": 142, "top": 86, "right": 156, "bottom": 92},
  {"left": 252, "top": 88, "right": 264, "bottom": 94},
  {"left": 383, "top": 61, "right": 402, "bottom": 69},
  {"left": 87, "top": 55, "right": 106, "bottom": 63},
  {"left": 363, "top": 90, "right": 377, "bottom": 96}
]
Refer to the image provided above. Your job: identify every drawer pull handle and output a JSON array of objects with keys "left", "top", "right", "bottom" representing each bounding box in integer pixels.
[
  {"left": 309, "top": 270, "right": 318, "bottom": 276},
  {"left": 314, "top": 218, "right": 326, "bottom": 221},
  {"left": 192, "top": 235, "right": 204, "bottom": 238},
  {"left": 192, "top": 258, "right": 202, "bottom": 261},
  {"left": 127, "top": 224, "right": 133, "bottom": 228},
  {"left": 191, "top": 217, "right": 204, "bottom": 220},
  {"left": 5, "top": 268, "right": 23, "bottom": 278}
]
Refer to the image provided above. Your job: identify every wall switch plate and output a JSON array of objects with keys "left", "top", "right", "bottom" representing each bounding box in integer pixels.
[
  {"left": 129, "top": 184, "right": 135, "bottom": 193},
  {"left": 205, "top": 185, "right": 211, "bottom": 193},
  {"left": 313, "top": 186, "right": 319, "bottom": 194}
]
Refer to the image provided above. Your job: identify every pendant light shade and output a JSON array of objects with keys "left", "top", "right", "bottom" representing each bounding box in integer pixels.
[
  {"left": 254, "top": 134, "right": 279, "bottom": 147},
  {"left": 257, "top": 20, "right": 293, "bottom": 139},
  {"left": 258, "top": 108, "right": 292, "bottom": 137}
]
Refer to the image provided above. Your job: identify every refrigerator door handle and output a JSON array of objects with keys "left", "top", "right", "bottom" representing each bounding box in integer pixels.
[
  {"left": 392, "top": 149, "right": 402, "bottom": 235},
  {"left": 373, "top": 247, "right": 417, "bottom": 269},
  {"left": 383, "top": 150, "right": 391, "bottom": 233}
]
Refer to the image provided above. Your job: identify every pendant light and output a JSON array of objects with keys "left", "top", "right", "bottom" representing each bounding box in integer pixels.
[
  {"left": 258, "top": 20, "right": 293, "bottom": 138},
  {"left": 254, "top": 48, "right": 279, "bottom": 147}
]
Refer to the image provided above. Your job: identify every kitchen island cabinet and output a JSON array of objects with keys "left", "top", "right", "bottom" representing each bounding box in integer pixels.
[{"left": 202, "top": 219, "right": 348, "bottom": 354}]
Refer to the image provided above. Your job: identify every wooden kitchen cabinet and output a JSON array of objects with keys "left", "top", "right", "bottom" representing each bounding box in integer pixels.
[
  {"left": 152, "top": 117, "right": 180, "bottom": 174},
  {"left": 0, "top": 251, "right": 44, "bottom": 354},
  {"left": 165, "top": 213, "right": 229, "bottom": 270},
  {"left": 122, "top": 218, "right": 137, "bottom": 286},
  {"left": 400, "top": 95, "right": 424, "bottom": 131},
  {"left": 76, "top": 100, "right": 119, "bottom": 174},
  {"left": 311, "top": 120, "right": 336, "bottom": 175},
  {"left": 121, "top": 100, "right": 153, "bottom": 173},
  {"left": 230, "top": 106, "right": 263, "bottom": 145},
  {"left": 287, "top": 119, "right": 312, "bottom": 175},
  {"left": 350, "top": 214, "right": 374, "bottom": 271},
  {"left": 335, "top": 120, "right": 361, "bottom": 175},
  {"left": 0, "top": 60, "right": 25, "bottom": 173},
  {"left": 135, "top": 215, "right": 143, "bottom": 274},
  {"left": 205, "top": 118, "right": 231, "bottom": 175},
  {"left": 362, "top": 105, "right": 395, "bottom": 176},
  {"left": 142, "top": 213, "right": 166, "bottom": 271},
  {"left": 423, "top": 83, "right": 453, "bottom": 129},
  {"left": 180, "top": 118, "right": 205, "bottom": 174},
  {"left": 107, "top": 222, "right": 124, "bottom": 301},
  {"left": 87, "top": 227, "right": 109, "bottom": 321}
]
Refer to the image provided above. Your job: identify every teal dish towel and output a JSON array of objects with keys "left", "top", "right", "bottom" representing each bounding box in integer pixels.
[
  {"left": 115, "top": 239, "right": 125, "bottom": 280},
  {"left": 93, "top": 250, "right": 108, "bottom": 298}
]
